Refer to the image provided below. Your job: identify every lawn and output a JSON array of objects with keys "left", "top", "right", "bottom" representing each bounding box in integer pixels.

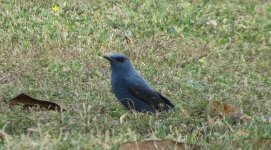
[{"left": 0, "top": 0, "right": 271, "bottom": 149}]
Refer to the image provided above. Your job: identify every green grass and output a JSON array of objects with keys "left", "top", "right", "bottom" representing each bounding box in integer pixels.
[{"left": 1, "top": 0, "right": 271, "bottom": 149}]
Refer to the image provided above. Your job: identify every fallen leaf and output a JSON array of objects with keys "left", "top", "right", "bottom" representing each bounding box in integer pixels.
[
  {"left": 8, "top": 93, "right": 64, "bottom": 111},
  {"left": 223, "top": 104, "right": 240, "bottom": 114},
  {"left": 210, "top": 101, "right": 251, "bottom": 124},
  {"left": 119, "top": 140, "right": 200, "bottom": 150},
  {"left": 211, "top": 101, "right": 241, "bottom": 114}
]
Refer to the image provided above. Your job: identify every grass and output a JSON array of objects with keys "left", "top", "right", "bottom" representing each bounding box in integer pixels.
[{"left": 0, "top": 0, "right": 271, "bottom": 149}]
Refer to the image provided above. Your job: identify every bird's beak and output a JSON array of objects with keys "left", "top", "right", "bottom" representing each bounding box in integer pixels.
[{"left": 103, "top": 55, "right": 112, "bottom": 61}]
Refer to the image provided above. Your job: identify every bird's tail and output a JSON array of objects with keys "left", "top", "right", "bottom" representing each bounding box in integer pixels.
[{"left": 166, "top": 104, "right": 174, "bottom": 112}]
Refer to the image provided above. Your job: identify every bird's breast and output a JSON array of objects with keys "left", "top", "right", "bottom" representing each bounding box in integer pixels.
[{"left": 111, "top": 76, "right": 129, "bottom": 99}]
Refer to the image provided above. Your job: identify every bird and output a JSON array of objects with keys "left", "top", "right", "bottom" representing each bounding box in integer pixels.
[{"left": 103, "top": 53, "right": 174, "bottom": 113}]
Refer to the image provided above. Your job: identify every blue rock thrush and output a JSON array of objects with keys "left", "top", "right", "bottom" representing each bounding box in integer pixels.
[{"left": 103, "top": 53, "right": 174, "bottom": 113}]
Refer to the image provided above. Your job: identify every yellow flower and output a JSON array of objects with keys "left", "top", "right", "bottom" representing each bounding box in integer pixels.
[{"left": 53, "top": 5, "right": 59, "bottom": 12}]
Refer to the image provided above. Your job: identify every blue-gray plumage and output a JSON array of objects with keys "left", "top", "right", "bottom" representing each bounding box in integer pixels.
[{"left": 103, "top": 53, "right": 174, "bottom": 113}]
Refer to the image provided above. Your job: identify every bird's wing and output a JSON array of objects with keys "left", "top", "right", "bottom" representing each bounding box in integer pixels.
[{"left": 126, "top": 76, "right": 172, "bottom": 110}]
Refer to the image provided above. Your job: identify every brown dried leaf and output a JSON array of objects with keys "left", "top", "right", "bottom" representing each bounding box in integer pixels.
[
  {"left": 8, "top": 93, "right": 64, "bottom": 111},
  {"left": 223, "top": 104, "right": 240, "bottom": 114},
  {"left": 211, "top": 101, "right": 241, "bottom": 114},
  {"left": 120, "top": 140, "right": 200, "bottom": 150}
]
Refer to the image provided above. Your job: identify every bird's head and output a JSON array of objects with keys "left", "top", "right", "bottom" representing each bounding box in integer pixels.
[{"left": 103, "top": 53, "right": 134, "bottom": 73}]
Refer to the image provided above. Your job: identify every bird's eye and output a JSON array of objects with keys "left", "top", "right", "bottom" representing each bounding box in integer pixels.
[{"left": 115, "top": 57, "right": 125, "bottom": 62}]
